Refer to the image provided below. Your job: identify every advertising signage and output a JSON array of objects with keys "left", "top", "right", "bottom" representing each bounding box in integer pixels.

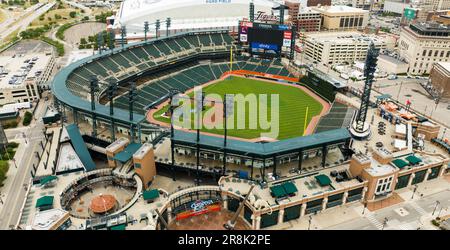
[
  {"left": 175, "top": 199, "right": 221, "bottom": 220},
  {"left": 404, "top": 8, "right": 417, "bottom": 20}
]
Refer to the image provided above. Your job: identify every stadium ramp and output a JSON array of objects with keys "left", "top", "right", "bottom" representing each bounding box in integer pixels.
[{"left": 66, "top": 124, "right": 96, "bottom": 171}]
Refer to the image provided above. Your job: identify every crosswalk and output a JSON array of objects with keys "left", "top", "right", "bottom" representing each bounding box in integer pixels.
[
  {"left": 410, "top": 202, "right": 427, "bottom": 216},
  {"left": 396, "top": 222, "right": 416, "bottom": 230},
  {"left": 365, "top": 213, "right": 383, "bottom": 230}
]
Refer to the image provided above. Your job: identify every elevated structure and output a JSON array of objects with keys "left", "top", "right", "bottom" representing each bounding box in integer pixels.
[
  {"left": 350, "top": 43, "right": 379, "bottom": 139},
  {"left": 66, "top": 124, "right": 96, "bottom": 171},
  {"left": 114, "top": 0, "right": 284, "bottom": 39}
]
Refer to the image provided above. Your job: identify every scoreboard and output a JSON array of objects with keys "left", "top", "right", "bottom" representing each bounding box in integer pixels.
[{"left": 239, "top": 21, "right": 292, "bottom": 57}]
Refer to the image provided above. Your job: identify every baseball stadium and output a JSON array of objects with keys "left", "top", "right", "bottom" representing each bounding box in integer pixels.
[{"left": 32, "top": 0, "right": 449, "bottom": 231}]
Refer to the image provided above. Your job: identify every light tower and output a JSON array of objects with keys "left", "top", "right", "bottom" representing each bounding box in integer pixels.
[
  {"left": 144, "top": 21, "right": 149, "bottom": 42},
  {"left": 120, "top": 26, "right": 127, "bottom": 49},
  {"left": 155, "top": 19, "right": 161, "bottom": 39},
  {"left": 106, "top": 79, "right": 118, "bottom": 141},
  {"left": 166, "top": 18, "right": 171, "bottom": 37},
  {"left": 350, "top": 43, "right": 380, "bottom": 140},
  {"left": 89, "top": 76, "right": 100, "bottom": 139},
  {"left": 128, "top": 82, "right": 138, "bottom": 143},
  {"left": 249, "top": 1, "right": 255, "bottom": 22}
]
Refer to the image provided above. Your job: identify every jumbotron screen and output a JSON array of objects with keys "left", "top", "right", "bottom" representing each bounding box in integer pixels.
[{"left": 239, "top": 21, "right": 292, "bottom": 56}]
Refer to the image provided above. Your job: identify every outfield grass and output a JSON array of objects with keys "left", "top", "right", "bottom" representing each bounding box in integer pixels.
[{"left": 153, "top": 76, "right": 323, "bottom": 140}]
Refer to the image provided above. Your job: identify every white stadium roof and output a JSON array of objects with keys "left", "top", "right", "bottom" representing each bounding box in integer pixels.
[{"left": 116, "top": 0, "right": 285, "bottom": 37}]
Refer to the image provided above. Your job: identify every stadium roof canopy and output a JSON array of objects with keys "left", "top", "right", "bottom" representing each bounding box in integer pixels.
[
  {"left": 172, "top": 128, "right": 351, "bottom": 158},
  {"left": 116, "top": 0, "right": 281, "bottom": 35}
]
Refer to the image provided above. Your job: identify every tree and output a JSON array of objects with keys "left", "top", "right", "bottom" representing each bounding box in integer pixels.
[
  {"left": 22, "top": 111, "right": 33, "bottom": 126},
  {"left": 69, "top": 11, "right": 76, "bottom": 18},
  {"left": 80, "top": 38, "right": 87, "bottom": 44},
  {"left": 54, "top": 14, "right": 62, "bottom": 20}
]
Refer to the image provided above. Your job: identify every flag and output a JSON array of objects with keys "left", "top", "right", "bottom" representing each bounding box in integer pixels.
[{"left": 406, "top": 100, "right": 411, "bottom": 106}]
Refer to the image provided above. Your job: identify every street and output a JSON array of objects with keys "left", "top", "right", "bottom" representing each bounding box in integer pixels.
[
  {"left": 0, "top": 2, "right": 55, "bottom": 42},
  {"left": 0, "top": 100, "right": 48, "bottom": 229},
  {"left": 325, "top": 189, "right": 450, "bottom": 230}
]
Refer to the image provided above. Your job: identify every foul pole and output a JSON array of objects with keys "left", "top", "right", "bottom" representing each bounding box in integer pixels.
[
  {"left": 303, "top": 107, "right": 309, "bottom": 135},
  {"left": 230, "top": 46, "right": 233, "bottom": 73}
]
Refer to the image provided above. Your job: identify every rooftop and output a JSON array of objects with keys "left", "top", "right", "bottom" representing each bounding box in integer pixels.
[
  {"left": 56, "top": 143, "right": 85, "bottom": 174},
  {"left": 408, "top": 22, "right": 450, "bottom": 37},
  {"left": 119, "top": 0, "right": 276, "bottom": 25},
  {"left": 379, "top": 55, "right": 408, "bottom": 65},
  {"left": 31, "top": 209, "right": 69, "bottom": 230},
  {"left": 0, "top": 53, "right": 51, "bottom": 89},
  {"left": 306, "top": 31, "right": 385, "bottom": 45},
  {"left": 313, "top": 5, "right": 369, "bottom": 14},
  {"left": 220, "top": 164, "right": 364, "bottom": 206},
  {"left": 436, "top": 62, "right": 450, "bottom": 73}
]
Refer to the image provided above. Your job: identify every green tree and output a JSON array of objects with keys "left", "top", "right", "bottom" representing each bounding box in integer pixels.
[
  {"left": 69, "top": 11, "right": 76, "bottom": 18},
  {"left": 22, "top": 111, "right": 33, "bottom": 126}
]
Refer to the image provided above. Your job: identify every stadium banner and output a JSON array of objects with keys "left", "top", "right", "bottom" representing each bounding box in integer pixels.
[
  {"left": 175, "top": 199, "right": 222, "bottom": 221},
  {"left": 283, "top": 31, "right": 292, "bottom": 47},
  {"left": 239, "top": 21, "right": 253, "bottom": 42}
]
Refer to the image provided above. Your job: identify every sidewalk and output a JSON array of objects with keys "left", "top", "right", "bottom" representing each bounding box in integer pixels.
[
  {"left": 0, "top": 138, "right": 26, "bottom": 213},
  {"left": 396, "top": 178, "right": 450, "bottom": 202}
]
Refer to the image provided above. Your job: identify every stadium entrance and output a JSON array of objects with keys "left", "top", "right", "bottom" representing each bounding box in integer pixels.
[{"left": 167, "top": 188, "right": 249, "bottom": 230}]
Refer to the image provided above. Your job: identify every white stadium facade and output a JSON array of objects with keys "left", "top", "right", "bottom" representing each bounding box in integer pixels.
[{"left": 112, "top": 0, "right": 288, "bottom": 39}]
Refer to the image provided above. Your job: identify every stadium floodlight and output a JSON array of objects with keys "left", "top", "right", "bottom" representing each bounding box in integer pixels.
[
  {"left": 144, "top": 21, "right": 149, "bottom": 42},
  {"left": 89, "top": 75, "right": 100, "bottom": 138},
  {"left": 108, "top": 30, "right": 115, "bottom": 51},
  {"left": 128, "top": 82, "right": 138, "bottom": 142},
  {"left": 155, "top": 19, "right": 161, "bottom": 39},
  {"left": 120, "top": 26, "right": 127, "bottom": 49},
  {"left": 166, "top": 17, "right": 171, "bottom": 37},
  {"left": 249, "top": 1, "right": 255, "bottom": 22},
  {"left": 97, "top": 32, "right": 104, "bottom": 54}
]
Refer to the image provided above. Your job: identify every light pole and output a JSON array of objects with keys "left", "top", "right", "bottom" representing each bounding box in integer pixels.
[
  {"left": 381, "top": 217, "right": 388, "bottom": 230},
  {"left": 308, "top": 215, "right": 313, "bottom": 230},
  {"left": 432, "top": 201, "right": 440, "bottom": 216},
  {"left": 411, "top": 185, "right": 418, "bottom": 199},
  {"left": 362, "top": 202, "right": 367, "bottom": 215}
]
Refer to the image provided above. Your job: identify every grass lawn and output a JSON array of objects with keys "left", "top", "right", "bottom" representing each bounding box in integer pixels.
[
  {"left": 0, "top": 160, "right": 10, "bottom": 187},
  {"left": 30, "top": 8, "right": 79, "bottom": 27},
  {"left": 153, "top": 76, "right": 323, "bottom": 140}
]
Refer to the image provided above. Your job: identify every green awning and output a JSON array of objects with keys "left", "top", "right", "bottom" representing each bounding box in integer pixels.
[
  {"left": 36, "top": 196, "right": 54, "bottom": 208},
  {"left": 283, "top": 182, "right": 298, "bottom": 195},
  {"left": 110, "top": 224, "right": 126, "bottom": 230},
  {"left": 405, "top": 155, "right": 422, "bottom": 165},
  {"left": 270, "top": 185, "right": 287, "bottom": 198},
  {"left": 40, "top": 176, "right": 58, "bottom": 185},
  {"left": 143, "top": 189, "right": 160, "bottom": 201},
  {"left": 315, "top": 174, "right": 332, "bottom": 187},
  {"left": 392, "top": 159, "right": 409, "bottom": 169}
]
